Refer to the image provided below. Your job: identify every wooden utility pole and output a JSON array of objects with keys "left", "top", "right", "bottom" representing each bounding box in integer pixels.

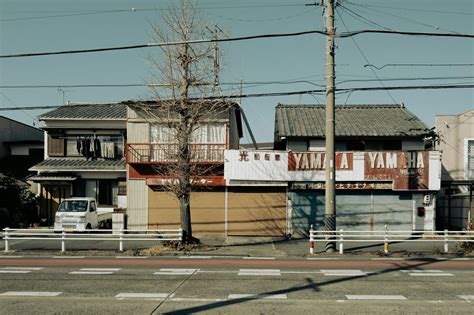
[{"left": 324, "top": 0, "right": 336, "bottom": 252}]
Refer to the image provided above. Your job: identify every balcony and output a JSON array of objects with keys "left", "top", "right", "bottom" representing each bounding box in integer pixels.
[{"left": 126, "top": 143, "right": 226, "bottom": 164}]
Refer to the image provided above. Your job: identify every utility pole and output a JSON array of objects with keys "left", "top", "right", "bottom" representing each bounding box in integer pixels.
[
  {"left": 324, "top": 0, "right": 336, "bottom": 252},
  {"left": 207, "top": 24, "right": 222, "bottom": 86}
]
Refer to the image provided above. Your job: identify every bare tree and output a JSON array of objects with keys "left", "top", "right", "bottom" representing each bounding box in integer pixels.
[{"left": 134, "top": 0, "right": 231, "bottom": 243}]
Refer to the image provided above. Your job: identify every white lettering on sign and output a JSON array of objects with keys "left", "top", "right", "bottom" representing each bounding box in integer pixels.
[
  {"left": 293, "top": 152, "right": 349, "bottom": 170},
  {"left": 386, "top": 152, "right": 397, "bottom": 168},
  {"left": 367, "top": 152, "right": 424, "bottom": 169}
]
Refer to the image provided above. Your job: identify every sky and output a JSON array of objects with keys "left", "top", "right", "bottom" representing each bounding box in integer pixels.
[{"left": 0, "top": 0, "right": 473, "bottom": 143}]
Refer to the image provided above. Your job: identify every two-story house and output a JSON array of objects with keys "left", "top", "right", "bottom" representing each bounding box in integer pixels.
[
  {"left": 225, "top": 104, "right": 441, "bottom": 237},
  {"left": 30, "top": 103, "right": 127, "bottom": 225},
  {"left": 435, "top": 109, "right": 474, "bottom": 230},
  {"left": 125, "top": 100, "right": 243, "bottom": 232}
]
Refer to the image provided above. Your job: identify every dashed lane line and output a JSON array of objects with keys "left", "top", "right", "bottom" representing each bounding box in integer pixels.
[
  {"left": 154, "top": 269, "right": 198, "bottom": 275},
  {"left": 243, "top": 257, "right": 275, "bottom": 260},
  {"left": 307, "top": 258, "right": 340, "bottom": 260},
  {"left": 459, "top": 295, "right": 474, "bottom": 302},
  {"left": 69, "top": 268, "right": 121, "bottom": 275},
  {"left": 238, "top": 269, "right": 281, "bottom": 276},
  {"left": 115, "top": 293, "right": 170, "bottom": 300},
  {"left": 0, "top": 291, "right": 62, "bottom": 297},
  {"left": 115, "top": 256, "right": 148, "bottom": 259},
  {"left": 228, "top": 294, "right": 287, "bottom": 300},
  {"left": 346, "top": 295, "right": 407, "bottom": 300},
  {"left": 401, "top": 270, "right": 454, "bottom": 277},
  {"left": 2, "top": 267, "right": 43, "bottom": 270},
  {"left": 321, "top": 270, "right": 367, "bottom": 276},
  {"left": 0, "top": 256, "right": 22, "bottom": 258},
  {"left": 0, "top": 267, "right": 43, "bottom": 274}
]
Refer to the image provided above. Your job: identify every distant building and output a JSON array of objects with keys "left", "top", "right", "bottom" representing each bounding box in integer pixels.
[
  {"left": 0, "top": 116, "right": 44, "bottom": 181},
  {"left": 435, "top": 109, "right": 474, "bottom": 230},
  {"left": 30, "top": 104, "right": 127, "bottom": 225},
  {"left": 225, "top": 104, "right": 441, "bottom": 236}
]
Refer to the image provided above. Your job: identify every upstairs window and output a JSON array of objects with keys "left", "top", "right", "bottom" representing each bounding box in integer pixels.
[{"left": 467, "top": 139, "right": 474, "bottom": 180}]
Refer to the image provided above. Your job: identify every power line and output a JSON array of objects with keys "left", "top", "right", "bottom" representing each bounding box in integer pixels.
[
  {"left": 1, "top": 4, "right": 307, "bottom": 22},
  {"left": 342, "top": 2, "right": 472, "bottom": 16},
  {"left": 1, "top": 29, "right": 473, "bottom": 59},
  {"left": 336, "top": 7, "right": 398, "bottom": 104},
  {"left": 1, "top": 83, "right": 472, "bottom": 111},
  {"left": 365, "top": 63, "right": 474, "bottom": 70}
]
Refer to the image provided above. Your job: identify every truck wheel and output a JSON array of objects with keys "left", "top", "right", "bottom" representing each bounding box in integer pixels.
[{"left": 86, "top": 224, "right": 92, "bottom": 231}]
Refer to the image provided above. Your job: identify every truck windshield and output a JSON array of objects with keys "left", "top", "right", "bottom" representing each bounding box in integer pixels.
[{"left": 58, "top": 200, "right": 88, "bottom": 212}]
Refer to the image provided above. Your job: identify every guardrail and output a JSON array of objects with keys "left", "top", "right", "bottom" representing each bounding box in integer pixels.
[
  {"left": 309, "top": 225, "right": 474, "bottom": 254},
  {"left": 2, "top": 227, "right": 182, "bottom": 253}
]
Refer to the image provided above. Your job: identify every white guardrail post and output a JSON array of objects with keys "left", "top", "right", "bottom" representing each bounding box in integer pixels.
[
  {"left": 61, "top": 229, "right": 66, "bottom": 252},
  {"left": 4, "top": 228, "right": 9, "bottom": 252},
  {"left": 444, "top": 229, "right": 449, "bottom": 253},
  {"left": 309, "top": 224, "right": 314, "bottom": 254},
  {"left": 119, "top": 228, "right": 123, "bottom": 252},
  {"left": 339, "top": 229, "right": 344, "bottom": 254},
  {"left": 384, "top": 225, "right": 389, "bottom": 254}
]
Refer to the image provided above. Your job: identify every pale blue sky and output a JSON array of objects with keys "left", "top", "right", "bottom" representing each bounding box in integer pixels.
[{"left": 1, "top": 0, "right": 473, "bottom": 142}]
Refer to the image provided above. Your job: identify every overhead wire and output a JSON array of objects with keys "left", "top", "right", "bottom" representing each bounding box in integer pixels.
[
  {"left": 0, "top": 83, "right": 473, "bottom": 111},
  {"left": 336, "top": 6, "right": 398, "bottom": 104}
]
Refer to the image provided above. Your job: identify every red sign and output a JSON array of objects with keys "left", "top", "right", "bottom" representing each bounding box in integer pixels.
[
  {"left": 288, "top": 152, "right": 353, "bottom": 171},
  {"left": 146, "top": 177, "right": 226, "bottom": 187},
  {"left": 364, "top": 152, "right": 429, "bottom": 190}
]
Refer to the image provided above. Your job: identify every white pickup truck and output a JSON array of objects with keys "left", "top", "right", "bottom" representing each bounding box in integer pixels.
[{"left": 54, "top": 197, "right": 113, "bottom": 231}]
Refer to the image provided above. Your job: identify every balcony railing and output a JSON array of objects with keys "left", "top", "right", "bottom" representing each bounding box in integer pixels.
[{"left": 126, "top": 143, "right": 226, "bottom": 164}]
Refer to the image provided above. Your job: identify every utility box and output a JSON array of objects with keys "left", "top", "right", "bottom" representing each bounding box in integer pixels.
[{"left": 112, "top": 213, "right": 124, "bottom": 234}]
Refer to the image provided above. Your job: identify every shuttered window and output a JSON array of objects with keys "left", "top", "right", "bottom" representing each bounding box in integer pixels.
[{"left": 48, "top": 135, "right": 65, "bottom": 157}]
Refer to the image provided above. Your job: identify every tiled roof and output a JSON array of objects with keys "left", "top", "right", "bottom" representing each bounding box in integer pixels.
[
  {"left": 30, "top": 158, "right": 126, "bottom": 171},
  {"left": 275, "top": 104, "right": 431, "bottom": 138},
  {"left": 39, "top": 103, "right": 127, "bottom": 120}
]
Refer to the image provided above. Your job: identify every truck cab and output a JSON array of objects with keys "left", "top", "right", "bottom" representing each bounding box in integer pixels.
[{"left": 54, "top": 197, "right": 104, "bottom": 231}]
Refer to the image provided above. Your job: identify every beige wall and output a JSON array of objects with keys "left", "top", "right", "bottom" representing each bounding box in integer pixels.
[
  {"left": 436, "top": 110, "right": 474, "bottom": 181},
  {"left": 148, "top": 189, "right": 225, "bottom": 236}
]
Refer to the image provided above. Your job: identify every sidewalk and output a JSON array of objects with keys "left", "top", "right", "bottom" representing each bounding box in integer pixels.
[{"left": 1, "top": 235, "right": 472, "bottom": 258}]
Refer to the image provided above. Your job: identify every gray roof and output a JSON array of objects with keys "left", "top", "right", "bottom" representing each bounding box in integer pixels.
[
  {"left": 39, "top": 103, "right": 127, "bottom": 120},
  {"left": 29, "top": 174, "right": 78, "bottom": 182},
  {"left": 275, "top": 104, "right": 431, "bottom": 138},
  {"left": 30, "top": 158, "right": 126, "bottom": 171}
]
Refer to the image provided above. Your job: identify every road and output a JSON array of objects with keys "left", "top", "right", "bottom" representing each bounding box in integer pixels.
[{"left": 0, "top": 256, "right": 473, "bottom": 314}]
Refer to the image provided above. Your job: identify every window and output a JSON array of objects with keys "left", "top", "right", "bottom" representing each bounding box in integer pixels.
[
  {"left": 467, "top": 139, "right": 474, "bottom": 180},
  {"left": 66, "top": 135, "right": 124, "bottom": 158},
  {"left": 90, "top": 201, "right": 96, "bottom": 212},
  {"left": 85, "top": 180, "right": 118, "bottom": 206}
]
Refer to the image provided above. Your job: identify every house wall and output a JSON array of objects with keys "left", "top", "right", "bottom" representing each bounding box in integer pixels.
[
  {"left": 436, "top": 110, "right": 474, "bottom": 181},
  {"left": 0, "top": 116, "right": 43, "bottom": 159}
]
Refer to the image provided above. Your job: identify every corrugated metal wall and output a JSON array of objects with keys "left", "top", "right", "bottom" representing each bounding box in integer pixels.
[
  {"left": 227, "top": 188, "right": 287, "bottom": 237},
  {"left": 127, "top": 179, "right": 148, "bottom": 230},
  {"left": 289, "top": 191, "right": 414, "bottom": 237},
  {"left": 148, "top": 190, "right": 225, "bottom": 235}
]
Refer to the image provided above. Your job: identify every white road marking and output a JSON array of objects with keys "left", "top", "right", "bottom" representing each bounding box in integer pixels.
[
  {"left": 243, "top": 257, "right": 275, "bottom": 260},
  {"left": 409, "top": 273, "right": 454, "bottom": 276},
  {"left": 53, "top": 256, "right": 85, "bottom": 259},
  {"left": 401, "top": 270, "right": 453, "bottom": 276},
  {"left": 1, "top": 267, "right": 44, "bottom": 270},
  {"left": 228, "top": 294, "right": 287, "bottom": 300},
  {"left": 281, "top": 271, "right": 322, "bottom": 274},
  {"left": 459, "top": 295, "right": 474, "bottom": 302},
  {"left": 170, "top": 297, "right": 225, "bottom": 302},
  {"left": 115, "top": 256, "right": 148, "bottom": 259},
  {"left": 321, "top": 270, "right": 367, "bottom": 276},
  {"left": 179, "top": 256, "right": 211, "bottom": 259},
  {"left": 452, "top": 258, "right": 471, "bottom": 261},
  {"left": 371, "top": 258, "right": 405, "bottom": 261},
  {"left": 154, "top": 268, "right": 197, "bottom": 275},
  {"left": 238, "top": 269, "right": 281, "bottom": 276},
  {"left": 115, "top": 293, "right": 169, "bottom": 299},
  {"left": 69, "top": 268, "right": 121, "bottom": 275},
  {"left": 307, "top": 258, "right": 340, "bottom": 260},
  {"left": 0, "top": 291, "right": 62, "bottom": 297},
  {"left": 0, "top": 270, "right": 30, "bottom": 274},
  {"left": 346, "top": 295, "right": 407, "bottom": 300}
]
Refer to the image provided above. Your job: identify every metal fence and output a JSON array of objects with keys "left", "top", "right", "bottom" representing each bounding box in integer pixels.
[
  {"left": 2, "top": 228, "right": 182, "bottom": 253},
  {"left": 309, "top": 225, "right": 474, "bottom": 254}
]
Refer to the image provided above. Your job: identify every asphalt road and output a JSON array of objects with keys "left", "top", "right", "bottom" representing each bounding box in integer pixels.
[{"left": 0, "top": 256, "right": 473, "bottom": 314}]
